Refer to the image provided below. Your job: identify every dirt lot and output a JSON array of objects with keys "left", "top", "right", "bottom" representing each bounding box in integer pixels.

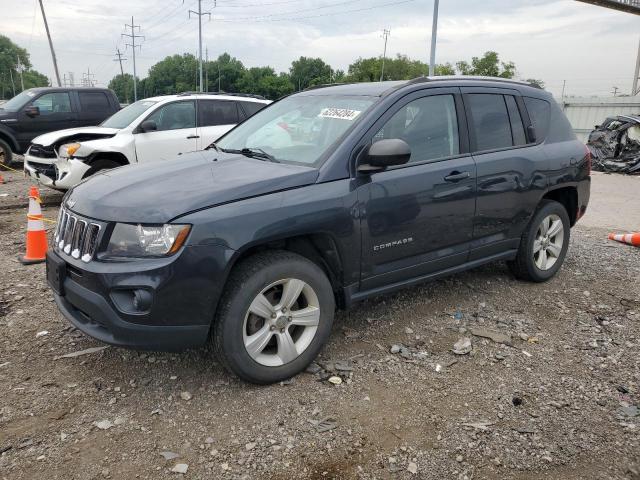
[{"left": 1, "top": 164, "right": 639, "bottom": 480}]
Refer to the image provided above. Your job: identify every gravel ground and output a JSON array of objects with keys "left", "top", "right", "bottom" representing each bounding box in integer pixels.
[{"left": 0, "top": 165, "right": 639, "bottom": 480}]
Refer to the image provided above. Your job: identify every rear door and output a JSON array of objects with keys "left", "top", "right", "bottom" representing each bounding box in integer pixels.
[
  {"left": 462, "top": 87, "right": 549, "bottom": 260},
  {"left": 196, "top": 99, "right": 240, "bottom": 150},
  {"left": 358, "top": 88, "right": 477, "bottom": 291},
  {"left": 133, "top": 100, "right": 198, "bottom": 163},
  {"left": 15, "top": 91, "right": 75, "bottom": 146},
  {"left": 76, "top": 91, "right": 114, "bottom": 126}
]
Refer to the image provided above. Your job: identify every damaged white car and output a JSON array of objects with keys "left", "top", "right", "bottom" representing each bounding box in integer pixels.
[{"left": 24, "top": 93, "right": 270, "bottom": 190}]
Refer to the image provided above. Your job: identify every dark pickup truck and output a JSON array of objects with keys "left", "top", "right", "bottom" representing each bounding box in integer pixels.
[
  {"left": 47, "top": 77, "right": 590, "bottom": 384},
  {"left": 0, "top": 87, "right": 120, "bottom": 165}
]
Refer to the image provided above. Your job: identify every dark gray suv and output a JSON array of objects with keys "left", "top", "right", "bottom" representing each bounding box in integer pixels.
[{"left": 46, "top": 77, "right": 590, "bottom": 384}]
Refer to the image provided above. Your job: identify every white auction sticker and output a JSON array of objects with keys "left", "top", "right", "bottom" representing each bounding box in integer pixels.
[{"left": 318, "top": 108, "right": 361, "bottom": 120}]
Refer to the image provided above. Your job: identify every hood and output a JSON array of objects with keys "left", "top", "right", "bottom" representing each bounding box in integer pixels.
[
  {"left": 67, "top": 150, "right": 319, "bottom": 223},
  {"left": 32, "top": 126, "right": 120, "bottom": 146}
]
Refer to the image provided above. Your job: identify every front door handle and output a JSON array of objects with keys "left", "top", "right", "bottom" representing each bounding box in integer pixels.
[
  {"left": 444, "top": 171, "right": 470, "bottom": 182},
  {"left": 186, "top": 135, "right": 200, "bottom": 139}
]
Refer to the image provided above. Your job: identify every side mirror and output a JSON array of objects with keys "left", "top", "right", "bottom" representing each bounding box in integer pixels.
[
  {"left": 527, "top": 125, "right": 537, "bottom": 143},
  {"left": 25, "top": 105, "right": 40, "bottom": 117},
  {"left": 594, "top": 125, "right": 600, "bottom": 129},
  {"left": 358, "top": 139, "right": 411, "bottom": 173},
  {"left": 139, "top": 120, "right": 158, "bottom": 132}
]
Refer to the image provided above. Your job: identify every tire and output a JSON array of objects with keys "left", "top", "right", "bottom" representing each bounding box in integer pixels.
[
  {"left": 508, "top": 199, "right": 570, "bottom": 282},
  {"left": 0, "top": 138, "right": 13, "bottom": 167},
  {"left": 213, "top": 251, "right": 335, "bottom": 384},
  {"left": 81, "top": 158, "right": 121, "bottom": 179}
]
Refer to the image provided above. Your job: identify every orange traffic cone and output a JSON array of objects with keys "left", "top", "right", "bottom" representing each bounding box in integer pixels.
[
  {"left": 19, "top": 186, "right": 48, "bottom": 265},
  {"left": 0, "top": 173, "right": 5, "bottom": 184},
  {"left": 608, "top": 232, "right": 640, "bottom": 247}
]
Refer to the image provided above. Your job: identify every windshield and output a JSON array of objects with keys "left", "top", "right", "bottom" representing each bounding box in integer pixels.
[
  {"left": 101, "top": 100, "right": 158, "bottom": 129},
  {"left": 216, "top": 94, "right": 377, "bottom": 166},
  {"left": 1, "top": 90, "right": 37, "bottom": 112}
]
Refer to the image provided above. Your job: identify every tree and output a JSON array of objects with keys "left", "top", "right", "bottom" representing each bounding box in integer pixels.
[
  {"left": 144, "top": 54, "right": 199, "bottom": 96},
  {"left": 0, "top": 35, "right": 49, "bottom": 98},
  {"left": 524, "top": 78, "right": 545, "bottom": 88},
  {"left": 346, "top": 54, "right": 454, "bottom": 82},
  {"left": 289, "top": 56, "right": 332, "bottom": 90},
  {"left": 108, "top": 73, "right": 136, "bottom": 104},
  {"left": 455, "top": 51, "right": 515, "bottom": 78},
  {"left": 206, "top": 53, "right": 246, "bottom": 93},
  {"left": 237, "top": 67, "right": 294, "bottom": 99}
]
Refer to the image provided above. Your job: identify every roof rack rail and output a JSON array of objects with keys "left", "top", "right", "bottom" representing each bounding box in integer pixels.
[
  {"left": 406, "top": 75, "right": 542, "bottom": 89},
  {"left": 177, "top": 91, "right": 267, "bottom": 100},
  {"left": 303, "top": 82, "right": 352, "bottom": 91}
]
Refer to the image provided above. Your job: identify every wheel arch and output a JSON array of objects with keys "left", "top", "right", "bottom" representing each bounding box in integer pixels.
[
  {"left": 542, "top": 186, "right": 578, "bottom": 226},
  {"left": 85, "top": 151, "right": 130, "bottom": 167},
  {"left": 0, "top": 129, "right": 19, "bottom": 152}
]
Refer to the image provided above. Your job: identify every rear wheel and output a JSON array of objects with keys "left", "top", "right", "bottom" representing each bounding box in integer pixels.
[
  {"left": 213, "top": 251, "right": 335, "bottom": 384},
  {"left": 81, "top": 158, "right": 122, "bottom": 179},
  {"left": 0, "top": 138, "right": 13, "bottom": 167},
  {"left": 508, "top": 200, "right": 570, "bottom": 282}
]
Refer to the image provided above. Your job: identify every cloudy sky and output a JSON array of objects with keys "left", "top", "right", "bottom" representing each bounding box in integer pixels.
[{"left": 1, "top": 0, "right": 637, "bottom": 97}]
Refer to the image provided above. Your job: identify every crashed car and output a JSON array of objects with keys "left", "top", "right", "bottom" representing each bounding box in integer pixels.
[
  {"left": 24, "top": 93, "right": 270, "bottom": 190},
  {"left": 587, "top": 114, "right": 640, "bottom": 174}
]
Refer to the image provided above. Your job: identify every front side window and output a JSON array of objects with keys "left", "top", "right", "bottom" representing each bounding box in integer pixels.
[
  {"left": 145, "top": 101, "right": 195, "bottom": 131},
  {"left": 32, "top": 92, "right": 71, "bottom": 115},
  {"left": 101, "top": 100, "right": 158, "bottom": 129},
  {"left": 198, "top": 100, "right": 238, "bottom": 127},
  {"left": 373, "top": 94, "right": 459, "bottom": 163},
  {"left": 216, "top": 94, "right": 376, "bottom": 166},
  {"left": 467, "top": 94, "right": 512, "bottom": 152}
]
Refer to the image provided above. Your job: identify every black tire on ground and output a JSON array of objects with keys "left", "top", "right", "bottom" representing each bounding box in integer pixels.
[
  {"left": 0, "top": 138, "right": 13, "bottom": 167},
  {"left": 213, "top": 250, "right": 335, "bottom": 384},
  {"left": 81, "top": 158, "right": 122, "bottom": 179},
  {"left": 508, "top": 199, "right": 571, "bottom": 282}
]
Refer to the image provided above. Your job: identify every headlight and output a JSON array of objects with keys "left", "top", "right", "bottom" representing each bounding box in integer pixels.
[
  {"left": 105, "top": 223, "right": 191, "bottom": 257},
  {"left": 59, "top": 142, "right": 81, "bottom": 158}
]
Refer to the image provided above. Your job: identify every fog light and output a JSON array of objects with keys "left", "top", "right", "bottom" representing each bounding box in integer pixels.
[
  {"left": 110, "top": 288, "right": 153, "bottom": 314},
  {"left": 132, "top": 289, "right": 153, "bottom": 312}
]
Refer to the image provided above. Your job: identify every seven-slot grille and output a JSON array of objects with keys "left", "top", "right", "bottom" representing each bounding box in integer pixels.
[{"left": 54, "top": 207, "right": 101, "bottom": 262}]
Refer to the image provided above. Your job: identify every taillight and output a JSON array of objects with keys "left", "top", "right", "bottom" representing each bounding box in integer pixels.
[{"left": 584, "top": 145, "right": 592, "bottom": 175}]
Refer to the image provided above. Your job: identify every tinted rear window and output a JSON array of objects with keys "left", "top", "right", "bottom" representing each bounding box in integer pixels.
[
  {"left": 199, "top": 100, "right": 239, "bottom": 126},
  {"left": 523, "top": 97, "right": 550, "bottom": 142},
  {"left": 467, "top": 94, "right": 512, "bottom": 151},
  {"left": 79, "top": 92, "right": 111, "bottom": 111},
  {"left": 240, "top": 101, "right": 267, "bottom": 118},
  {"left": 504, "top": 95, "right": 527, "bottom": 146}
]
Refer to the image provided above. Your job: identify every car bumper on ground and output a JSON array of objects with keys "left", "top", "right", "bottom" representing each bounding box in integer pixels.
[
  {"left": 46, "top": 241, "right": 233, "bottom": 351},
  {"left": 24, "top": 154, "right": 90, "bottom": 190}
]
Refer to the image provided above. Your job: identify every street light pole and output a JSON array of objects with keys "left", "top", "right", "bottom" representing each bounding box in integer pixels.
[{"left": 428, "top": 0, "right": 439, "bottom": 76}]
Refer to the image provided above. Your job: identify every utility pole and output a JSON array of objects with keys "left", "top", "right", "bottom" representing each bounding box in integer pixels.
[
  {"left": 633, "top": 36, "right": 640, "bottom": 95},
  {"left": 83, "top": 68, "right": 95, "bottom": 87},
  {"left": 189, "top": 0, "right": 212, "bottom": 93},
  {"left": 428, "top": 0, "right": 439, "bottom": 76},
  {"left": 16, "top": 56, "right": 24, "bottom": 91},
  {"left": 205, "top": 47, "right": 208, "bottom": 92},
  {"left": 218, "top": 61, "right": 221, "bottom": 92},
  {"left": 122, "top": 17, "right": 144, "bottom": 101},
  {"left": 114, "top": 48, "right": 126, "bottom": 76},
  {"left": 38, "top": 0, "right": 61, "bottom": 87},
  {"left": 68, "top": 71, "right": 75, "bottom": 87},
  {"left": 9, "top": 68, "right": 15, "bottom": 95},
  {"left": 380, "top": 29, "right": 390, "bottom": 82},
  {"left": 612, "top": 86, "right": 619, "bottom": 97}
]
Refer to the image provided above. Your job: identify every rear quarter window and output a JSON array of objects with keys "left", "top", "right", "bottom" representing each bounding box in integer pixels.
[
  {"left": 240, "top": 101, "right": 267, "bottom": 118},
  {"left": 523, "top": 97, "right": 550, "bottom": 142},
  {"left": 79, "top": 92, "right": 111, "bottom": 112}
]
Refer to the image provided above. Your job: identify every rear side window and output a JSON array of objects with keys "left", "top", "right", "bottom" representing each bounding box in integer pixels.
[
  {"left": 198, "top": 100, "right": 239, "bottom": 127},
  {"left": 504, "top": 95, "right": 527, "bottom": 146},
  {"left": 240, "top": 101, "right": 267, "bottom": 118},
  {"left": 467, "top": 94, "right": 512, "bottom": 151},
  {"left": 523, "top": 97, "right": 550, "bottom": 142},
  {"left": 79, "top": 92, "right": 110, "bottom": 112}
]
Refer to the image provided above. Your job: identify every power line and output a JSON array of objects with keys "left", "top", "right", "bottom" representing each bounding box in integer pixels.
[{"left": 122, "top": 17, "right": 144, "bottom": 101}]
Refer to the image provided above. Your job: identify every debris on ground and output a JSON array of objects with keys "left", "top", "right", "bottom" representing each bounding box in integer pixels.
[
  {"left": 309, "top": 416, "right": 338, "bottom": 433},
  {"left": 54, "top": 346, "right": 109, "bottom": 359},
  {"left": 160, "top": 451, "right": 180, "bottom": 460},
  {"left": 469, "top": 327, "right": 513, "bottom": 346},
  {"left": 452, "top": 337, "right": 472, "bottom": 355},
  {"left": 587, "top": 115, "right": 640, "bottom": 174},
  {"left": 171, "top": 463, "right": 189, "bottom": 474}
]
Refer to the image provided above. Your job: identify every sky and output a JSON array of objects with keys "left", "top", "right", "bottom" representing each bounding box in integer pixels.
[{"left": 0, "top": 0, "right": 638, "bottom": 98}]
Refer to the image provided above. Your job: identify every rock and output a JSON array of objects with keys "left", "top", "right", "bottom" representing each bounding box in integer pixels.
[
  {"left": 205, "top": 437, "right": 214, "bottom": 444},
  {"left": 36, "top": 330, "right": 49, "bottom": 338},
  {"left": 328, "top": 376, "right": 342, "bottom": 385},
  {"left": 180, "top": 391, "right": 192, "bottom": 401},
  {"left": 456, "top": 455, "right": 463, "bottom": 463},
  {"left": 407, "top": 462, "right": 418, "bottom": 474},
  {"left": 469, "top": 327, "right": 512, "bottom": 346},
  {"left": 620, "top": 406, "right": 639, "bottom": 418},
  {"left": 305, "top": 362, "right": 322, "bottom": 374},
  {"left": 390, "top": 344, "right": 402, "bottom": 354},
  {"left": 160, "top": 451, "right": 180, "bottom": 460},
  {"left": 171, "top": 463, "right": 189, "bottom": 474},
  {"left": 94, "top": 420, "right": 113, "bottom": 430},
  {"left": 405, "top": 327, "right": 414, "bottom": 334},
  {"left": 452, "top": 337, "right": 472, "bottom": 355},
  {"left": 245, "top": 442, "right": 256, "bottom": 451}
]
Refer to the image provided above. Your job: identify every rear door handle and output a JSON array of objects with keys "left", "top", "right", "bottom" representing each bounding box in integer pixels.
[
  {"left": 444, "top": 171, "right": 470, "bottom": 182},
  {"left": 187, "top": 135, "right": 200, "bottom": 139}
]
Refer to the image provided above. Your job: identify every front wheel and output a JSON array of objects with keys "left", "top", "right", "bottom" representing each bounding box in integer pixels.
[
  {"left": 508, "top": 200, "right": 571, "bottom": 282},
  {"left": 213, "top": 251, "right": 335, "bottom": 384},
  {"left": 0, "top": 138, "right": 13, "bottom": 167}
]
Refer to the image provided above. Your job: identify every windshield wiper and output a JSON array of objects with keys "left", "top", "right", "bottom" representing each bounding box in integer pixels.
[{"left": 223, "top": 147, "right": 279, "bottom": 163}]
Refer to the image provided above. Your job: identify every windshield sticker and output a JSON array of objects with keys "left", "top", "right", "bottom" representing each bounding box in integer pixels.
[{"left": 318, "top": 108, "right": 361, "bottom": 121}]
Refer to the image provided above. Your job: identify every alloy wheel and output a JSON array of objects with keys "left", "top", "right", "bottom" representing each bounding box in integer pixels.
[{"left": 533, "top": 214, "right": 564, "bottom": 271}]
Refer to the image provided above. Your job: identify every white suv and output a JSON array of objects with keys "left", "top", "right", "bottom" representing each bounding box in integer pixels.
[{"left": 24, "top": 93, "right": 270, "bottom": 190}]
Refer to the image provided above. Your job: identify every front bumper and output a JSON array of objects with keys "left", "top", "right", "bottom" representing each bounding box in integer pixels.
[
  {"left": 48, "top": 240, "right": 234, "bottom": 351},
  {"left": 24, "top": 153, "right": 90, "bottom": 190}
]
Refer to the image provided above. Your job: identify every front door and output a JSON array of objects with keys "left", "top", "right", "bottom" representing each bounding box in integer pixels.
[
  {"left": 15, "top": 91, "right": 75, "bottom": 148},
  {"left": 134, "top": 100, "right": 198, "bottom": 163},
  {"left": 358, "top": 89, "right": 477, "bottom": 291}
]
